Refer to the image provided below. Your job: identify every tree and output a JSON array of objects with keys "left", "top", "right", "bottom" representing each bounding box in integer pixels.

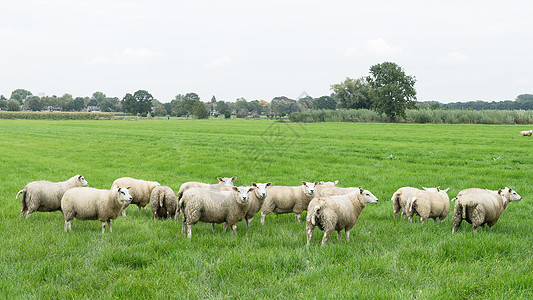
[
  {"left": 25, "top": 96, "right": 42, "bottom": 111},
  {"left": 64, "top": 97, "right": 86, "bottom": 111},
  {"left": 331, "top": 77, "right": 373, "bottom": 109},
  {"left": 134, "top": 90, "right": 153, "bottom": 116},
  {"left": 89, "top": 92, "right": 106, "bottom": 106},
  {"left": 122, "top": 93, "right": 138, "bottom": 115},
  {"left": 7, "top": 99, "right": 21, "bottom": 111},
  {"left": 210, "top": 95, "right": 217, "bottom": 103},
  {"left": 98, "top": 97, "right": 120, "bottom": 112},
  {"left": 367, "top": 62, "right": 417, "bottom": 122},
  {"left": 10, "top": 89, "right": 32, "bottom": 104},
  {"left": 0, "top": 98, "right": 7, "bottom": 110},
  {"left": 312, "top": 96, "right": 337, "bottom": 110},
  {"left": 192, "top": 101, "right": 209, "bottom": 119},
  {"left": 216, "top": 101, "right": 228, "bottom": 115}
]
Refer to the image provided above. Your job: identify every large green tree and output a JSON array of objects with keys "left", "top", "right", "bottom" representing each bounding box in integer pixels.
[
  {"left": 134, "top": 90, "right": 154, "bottom": 116},
  {"left": 122, "top": 93, "right": 138, "bottom": 115},
  {"left": 10, "top": 89, "right": 33, "bottom": 104},
  {"left": 312, "top": 96, "right": 338, "bottom": 110},
  {"left": 367, "top": 62, "right": 417, "bottom": 122},
  {"left": 7, "top": 99, "right": 21, "bottom": 111},
  {"left": 331, "top": 77, "right": 372, "bottom": 109}
]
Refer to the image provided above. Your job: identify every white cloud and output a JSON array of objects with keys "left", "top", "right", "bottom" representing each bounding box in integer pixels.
[
  {"left": 365, "top": 38, "right": 402, "bottom": 56},
  {"left": 439, "top": 51, "right": 469, "bottom": 63},
  {"left": 206, "top": 56, "right": 232, "bottom": 69},
  {"left": 90, "top": 48, "right": 160, "bottom": 64}
]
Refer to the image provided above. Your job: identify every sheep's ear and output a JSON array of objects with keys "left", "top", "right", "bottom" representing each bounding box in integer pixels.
[
  {"left": 314, "top": 181, "right": 319, "bottom": 185},
  {"left": 232, "top": 186, "right": 238, "bottom": 192},
  {"left": 508, "top": 188, "right": 513, "bottom": 193},
  {"left": 78, "top": 175, "right": 83, "bottom": 180},
  {"left": 443, "top": 188, "right": 450, "bottom": 193},
  {"left": 334, "top": 180, "right": 339, "bottom": 185},
  {"left": 302, "top": 181, "right": 306, "bottom": 186},
  {"left": 319, "top": 181, "right": 325, "bottom": 185},
  {"left": 437, "top": 186, "right": 440, "bottom": 192},
  {"left": 498, "top": 189, "right": 502, "bottom": 195},
  {"left": 359, "top": 187, "right": 363, "bottom": 194},
  {"left": 248, "top": 188, "right": 254, "bottom": 192},
  {"left": 252, "top": 183, "right": 257, "bottom": 187},
  {"left": 217, "top": 177, "right": 223, "bottom": 182},
  {"left": 231, "top": 176, "right": 237, "bottom": 181},
  {"left": 266, "top": 182, "right": 272, "bottom": 187}
]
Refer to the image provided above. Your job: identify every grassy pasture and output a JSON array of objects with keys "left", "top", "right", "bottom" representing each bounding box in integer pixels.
[{"left": 0, "top": 119, "right": 532, "bottom": 299}]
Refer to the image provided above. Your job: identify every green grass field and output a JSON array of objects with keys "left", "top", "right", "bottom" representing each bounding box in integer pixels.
[{"left": 1, "top": 119, "right": 532, "bottom": 299}]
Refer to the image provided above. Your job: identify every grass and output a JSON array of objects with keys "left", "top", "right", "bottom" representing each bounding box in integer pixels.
[{"left": 0, "top": 119, "right": 532, "bottom": 298}]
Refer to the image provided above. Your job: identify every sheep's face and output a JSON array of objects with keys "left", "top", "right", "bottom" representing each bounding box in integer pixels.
[
  {"left": 218, "top": 176, "right": 237, "bottom": 186},
  {"left": 503, "top": 187, "right": 522, "bottom": 202},
  {"left": 232, "top": 186, "right": 254, "bottom": 203},
  {"left": 302, "top": 181, "right": 319, "bottom": 196},
  {"left": 117, "top": 187, "right": 133, "bottom": 203},
  {"left": 360, "top": 188, "right": 379, "bottom": 204},
  {"left": 74, "top": 175, "right": 89, "bottom": 187},
  {"left": 252, "top": 182, "right": 271, "bottom": 199}
]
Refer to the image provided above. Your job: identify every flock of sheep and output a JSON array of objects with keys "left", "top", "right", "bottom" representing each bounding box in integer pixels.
[{"left": 15, "top": 175, "right": 523, "bottom": 245}]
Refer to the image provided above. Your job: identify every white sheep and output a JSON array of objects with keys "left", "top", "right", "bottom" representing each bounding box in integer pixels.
[
  {"left": 260, "top": 181, "right": 318, "bottom": 224},
  {"left": 244, "top": 182, "right": 272, "bottom": 227},
  {"left": 390, "top": 187, "right": 421, "bottom": 219},
  {"left": 110, "top": 177, "right": 160, "bottom": 216},
  {"left": 149, "top": 186, "right": 178, "bottom": 220},
  {"left": 306, "top": 187, "right": 379, "bottom": 246},
  {"left": 408, "top": 188, "right": 450, "bottom": 223},
  {"left": 16, "top": 175, "right": 89, "bottom": 218},
  {"left": 180, "top": 186, "right": 254, "bottom": 238},
  {"left": 62, "top": 187, "right": 133, "bottom": 233},
  {"left": 315, "top": 180, "right": 339, "bottom": 195},
  {"left": 452, "top": 187, "right": 522, "bottom": 233},
  {"left": 520, "top": 130, "right": 532, "bottom": 136},
  {"left": 177, "top": 176, "right": 237, "bottom": 200}
]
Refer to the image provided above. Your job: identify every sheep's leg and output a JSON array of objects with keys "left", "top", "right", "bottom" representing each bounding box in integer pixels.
[
  {"left": 19, "top": 209, "right": 27, "bottom": 219},
  {"left": 121, "top": 208, "right": 127, "bottom": 217},
  {"left": 337, "top": 230, "right": 341, "bottom": 241},
  {"left": 187, "top": 224, "right": 192, "bottom": 238},
  {"left": 181, "top": 221, "right": 187, "bottom": 235},
  {"left": 222, "top": 223, "right": 228, "bottom": 233},
  {"left": 245, "top": 217, "right": 252, "bottom": 227},
  {"left": 472, "top": 224, "right": 478, "bottom": 233},
  {"left": 138, "top": 206, "right": 142, "bottom": 212},
  {"left": 321, "top": 229, "right": 334, "bottom": 245},
  {"left": 101, "top": 222, "right": 106, "bottom": 234},
  {"left": 64, "top": 220, "right": 70, "bottom": 232},
  {"left": 231, "top": 225, "right": 237, "bottom": 234},
  {"left": 306, "top": 225, "right": 315, "bottom": 246},
  {"left": 107, "top": 220, "right": 112, "bottom": 233},
  {"left": 212, "top": 223, "right": 216, "bottom": 233},
  {"left": 260, "top": 212, "right": 268, "bottom": 225},
  {"left": 345, "top": 231, "right": 350, "bottom": 242},
  {"left": 295, "top": 213, "right": 302, "bottom": 223}
]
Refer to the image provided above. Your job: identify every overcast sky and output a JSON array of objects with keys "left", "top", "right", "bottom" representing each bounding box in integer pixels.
[{"left": 1, "top": 0, "right": 532, "bottom": 103}]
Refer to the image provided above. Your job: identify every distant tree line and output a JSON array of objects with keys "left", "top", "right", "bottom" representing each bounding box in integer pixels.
[{"left": 2, "top": 61, "right": 531, "bottom": 121}]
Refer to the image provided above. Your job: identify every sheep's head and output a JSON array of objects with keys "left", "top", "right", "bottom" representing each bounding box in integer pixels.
[
  {"left": 302, "top": 181, "right": 319, "bottom": 196},
  {"left": 74, "top": 175, "right": 89, "bottom": 187},
  {"left": 218, "top": 176, "right": 237, "bottom": 186},
  {"left": 319, "top": 180, "right": 339, "bottom": 187},
  {"left": 117, "top": 187, "right": 133, "bottom": 203},
  {"left": 503, "top": 187, "right": 522, "bottom": 202},
  {"left": 252, "top": 182, "right": 271, "bottom": 199},
  {"left": 232, "top": 186, "right": 254, "bottom": 203},
  {"left": 359, "top": 187, "right": 379, "bottom": 204}
]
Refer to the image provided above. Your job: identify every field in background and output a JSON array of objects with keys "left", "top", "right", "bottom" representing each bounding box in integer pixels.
[{"left": 0, "top": 119, "right": 532, "bottom": 298}]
